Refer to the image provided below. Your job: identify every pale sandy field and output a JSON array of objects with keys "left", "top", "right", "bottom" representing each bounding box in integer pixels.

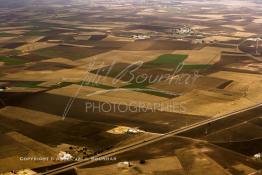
[
  {"left": 159, "top": 71, "right": 262, "bottom": 117},
  {"left": 233, "top": 19, "right": 246, "bottom": 22},
  {"left": 0, "top": 65, "right": 129, "bottom": 87},
  {"left": 171, "top": 16, "right": 211, "bottom": 22},
  {"left": 191, "top": 25, "right": 210, "bottom": 30},
  {"left": 181, "top": 0, "right": 258, "bottom": 8},
  {"left": 4, "top": 30, "right": 29, "bottom": 35},
  {"left": 224, "top": 62, "right": 262, "bottom": 73},
  {"left": 79, "top": 50, "right": 174, "bottom": 64},
  {"left": 40, "top": 57, "right": 79, "bottom": 66},
  {"left": 9, "top": 36, "right": 44, "bottom": 43},
  {"left": 77, "top": 23, "right": 127, "bottom": 31},
  {"left": 209, "top": 71, "right": 262, "bottom": 103},
  {"left": 222, "top": 25, "right": 245, "bottom": 31},
  {"left": 253, "top": 17, "right": 262, "bottom": 24},
  {"left": 62, "top": 43, "right": 94, "bottom": 48},
  {"left": 78, "top": 31, "right": 106, "bottom": 36},
  {"left": 159, "top": 88, "right": 255, "bottom": 117},
  {"left": 173, "top": 47, "right": 234, "bottom": 64},
  {"left": 204, "top": 36, "right": 239, "bottom": 42},
  {"left": 232, "top": 32, "right": 255, "bottom": 37},
  {"left": 190, "top": 14, "right": 225, "bottom": 20},
  {"left": 209, "top": 71, "right": 262, "bottom": 85},
  {"left": 103, "top": 35, "right": 134, "bottom": 42},
  {"left": 48, "top": 84, "right": 168, "bottom": 109},
  {"left": 128, "top": 29, "right": 155, "bottom": 34},
  {"left": 0, "top": 26, "right": 32, "bottom": 31},
  {"left": 16, "top": 42, "right": 58, "bottom": 53}
]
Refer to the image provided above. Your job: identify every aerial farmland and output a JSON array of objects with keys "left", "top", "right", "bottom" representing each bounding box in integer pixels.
[{"left": 0, "top": 0, "right": 261, "bottom": 174}]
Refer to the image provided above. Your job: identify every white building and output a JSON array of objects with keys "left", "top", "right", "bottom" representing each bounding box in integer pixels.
[
  {"left": 117, "top": 161, "right": 131, "bottom": 168},
  {"left": 254, "top": 153, "right": 261, "bottom": 159},
  {"left": 57, "top": 151, "right": 73, "bottom": 161},
  {"left": 132, "top": 35, "right": 150, "bottom": 40}
]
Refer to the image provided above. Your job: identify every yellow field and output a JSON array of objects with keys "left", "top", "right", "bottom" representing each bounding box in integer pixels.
[
  {"left": 191, "top": 25, "right": 209, "bottom": 30},
  {"left": 209, "top": 71, "right": 262, "bottom": 103},
  {"left": 191, "top": 14, "right": 225, "bottom": 20},
  {"left": 253, "top": 16, "right": 262, "bottom": 24},
  {"left": 157, "top": 70, "right": 262, "bottom": 116},
  {"left": 4, "top": 30, "right": 29, "bottom": 35},
  {"left": 222, "top": 25, "right": 245, "bottom": 31},
  {"left": 204, "top": 36, "right": 239, "bottom": 42},
  {"left": 173, "top": 46, "right": 233, "bottom": 64},
  {"left": 232, "top": 32, "right": 255, "bottom": 37},
  {"left": 0, "top": 26, "right": 32, "bottom": 31},
  {"left": 48, "top": 84, "right": 168, "bottom": 109},
  {"left": 16, "top": 42, "right": 58, "bottom": 53},
  {"left": 40, "top": 57, "right": 79, "bottom": 66},
  {"left": 79, "top": 50, "right": 175, "bottom": 64},
  {"left": 103, "top": 35, "right": 134, "bottom": 42},
  {"left": 159, "top": 89, "right": 253, "bottom": 117}
]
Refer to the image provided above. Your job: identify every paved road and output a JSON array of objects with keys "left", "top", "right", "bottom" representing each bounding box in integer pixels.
[{"left": 41, "top": 103, "right": 262, "bottom": 175}]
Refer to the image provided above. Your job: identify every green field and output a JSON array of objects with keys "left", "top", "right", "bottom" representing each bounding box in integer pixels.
[
  {"left": 122, "top": 82, "right": 175, "bottom": 98},
  {"left": 0, "top": 56, "right": 27, "bottom": 65},
  {"left": 122, "top": 81, "right": 150, "bottom": 89},
  {"left": 181, "top": 64, "right": 211, "bottom": 70},
  {"left": 14, "top": 81, "right": 43, "bottom": 88},
  {"left": 147, "top": 54, "right": 188, "bottom": 65},
  {"left": 0, "top": 32, "right": 16, "bottom": 37},
  {"left": 141, "top": 88, "right": 177, "bottom": 98},
  {"left": 24, "top": 30, "right": 45, "bottom": 36},
  {"left": 80, "top": 81, "right": 115, "bottom": 89}
]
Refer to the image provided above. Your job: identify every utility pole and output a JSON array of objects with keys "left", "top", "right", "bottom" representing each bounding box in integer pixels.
[{"left": 256, "top": 39, "right": 259, "bottom": 55}]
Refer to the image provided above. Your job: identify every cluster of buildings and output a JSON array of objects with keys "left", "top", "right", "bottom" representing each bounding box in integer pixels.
[
  {"left": 132, "top": 35, "right": 151, "bottom": 40},
  {"left": 173, "top": 25, "right": 193, "bottom": 35},
  {"left": 57, "top": 151, "right": 73, "bottom": 161},
  {"left": 254, "top": 153, "right": 261, "bottom": 159}
]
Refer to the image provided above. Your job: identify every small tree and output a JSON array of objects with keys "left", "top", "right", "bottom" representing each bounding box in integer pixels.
[{"left": 139, "top": 160, "right": 146, "bottom": 164}]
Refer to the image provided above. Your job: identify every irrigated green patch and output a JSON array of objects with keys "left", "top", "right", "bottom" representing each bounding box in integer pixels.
[
  {"left": 122, "top": 82, "right": 176, "bottom": 98},
  {"left": 80, "top": 81, "right": 115, "bottom": 89},
  {"left": 0, "top": 56, "right": 27, "bottom": 65},
  {"left": 148, "top": 54, "right": 188, "bottom": 65},
  {"left": 24, "top": 30, "right": 45, "bottom": 36},
  {"left": 0, "top": 33, "right": 17, "bottom": 37},
  {"left": 14, "top": 81, "right": 42, "bottom": 88},
  {"left": 181, "top": 64, "right": 211, "bottom": 70},
  {"left": 141, "top": 88, "right": 178, "bottom": 98}
]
